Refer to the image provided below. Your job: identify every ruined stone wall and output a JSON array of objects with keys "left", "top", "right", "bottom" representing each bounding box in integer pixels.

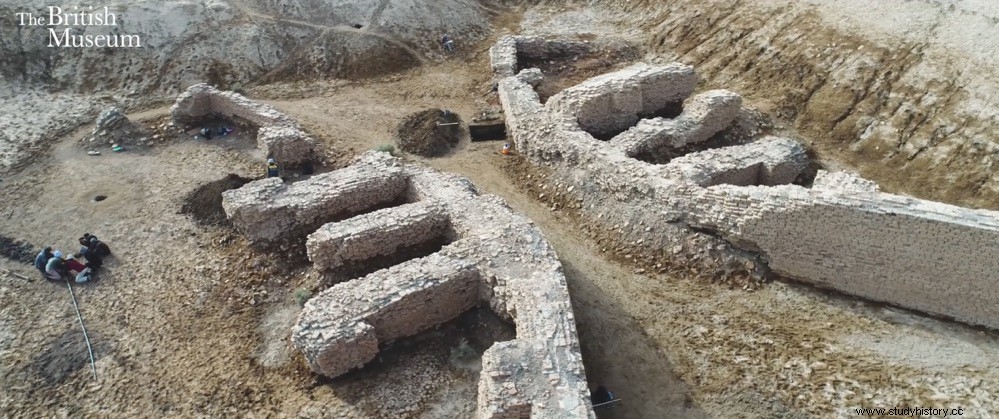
[
  {"left": 546, "top": 62, "right": 698, "bottom": 138},
  {"left": 294, "top": 250, "right": 481, "bottom": 376},
  {"left": 494, "top": 40, "right": 999, "bottom": 329},
  {"left": 170, "top": 83, "right": 317, "bottom": 167},
  {"left": 685, "top": 183, "right": 999, "bottom": 327},
  {"left": 226, "top": 151, "right": 594, "bottom": 418},
  {"left": 610, "top": 89, "right": 742, "bottom": 157},
  {"left": 488, "top": 35, "right": 591, "bottom": 82},
  {"left": 222, "top": 157, "right": 407, "bottom": 244},
  {"left": 306, "top": 201, "right": 450, "bottom": 271}
]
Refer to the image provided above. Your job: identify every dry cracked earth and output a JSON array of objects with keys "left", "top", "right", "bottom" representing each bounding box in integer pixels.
[{"left": 1, "top": 1, "right": 998, "bottom": 418}]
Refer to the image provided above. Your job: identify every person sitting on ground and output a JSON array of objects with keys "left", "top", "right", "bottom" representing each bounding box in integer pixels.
[
  {"left": 45, "top": 251, "right": 67, "bottom": 281},
  {"left": 65, "top": 254, "right": 93, "bottom": 283},
  {"left": 88, "top": 236, "right": 111, "bottom": 258},
  {"left": 78, "top": 233, "right": 93, "bottom": 254},
  {"left": 216, "top": 126, "right": 230, "bottom": 138},
  {"left": 65, "top": 253, "right": 87, "bottom": 273},
  {"left": 267, "top": 158, "right": 280, "bottom": 178},
  {"left": 83, "top": 248, "right": 104, "bottom": 271},
  {"left": 440, "top": 33, "right": 455, "bottom": 52},
  {"left": 200, "top": 127, "right": 213, "bottom": 140},
  {"left": 34, "top": 247, "right": 53, "bottom": 277},
  {"left": 79, "top": 233, "right": 111, "bottom": 258}
]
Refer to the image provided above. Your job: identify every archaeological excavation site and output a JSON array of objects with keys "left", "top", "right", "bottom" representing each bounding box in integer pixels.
[{"left": 1, "top": 1, "right": 998, "bottom": 418}]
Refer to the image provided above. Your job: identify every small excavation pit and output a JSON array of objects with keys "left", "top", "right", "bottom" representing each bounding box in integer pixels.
[
  {"left": 319, "top": 306, "right": 516, "bottom": 416},
  {"left": 180, "top": 174, "right": 255, "bottom": 227},
  {"left": 395, "top": 109, "right": 463, "bottom": 157},
  {"left": 93, "top": 195, "right": 108, "bottom": 202},
  {"left": 469, "top": 121, "right": 506, "bottom": 142}
]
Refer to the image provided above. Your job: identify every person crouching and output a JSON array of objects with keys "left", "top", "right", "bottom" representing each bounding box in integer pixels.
[{"left": 65, "top": 254, "right": 93, "bottom": 283}]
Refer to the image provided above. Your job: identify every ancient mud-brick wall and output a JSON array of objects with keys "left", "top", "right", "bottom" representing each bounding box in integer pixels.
[
  {"left": 221, "top": 160, "right": 406, "bottom": 245},
  {"left": 223, "top": 151, "right": 594, "bottom": 418},
  {"left": 489, "top": 36, "right": 592, "bottom": 81},
  {"left": 170, "top": 83, "right": 317, "bottom": 167},
  {"left": 492, "top": 36, "right": 999, "bottom": 329},
  {"left": 685, "top": 181, "right": 999, "bottom": 327}
]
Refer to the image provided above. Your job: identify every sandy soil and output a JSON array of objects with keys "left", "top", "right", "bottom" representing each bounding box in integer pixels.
[{"left": 2, "top": 4, "right": 998, "bottom": 419}]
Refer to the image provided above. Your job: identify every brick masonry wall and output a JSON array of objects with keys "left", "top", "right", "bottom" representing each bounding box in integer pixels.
[
  {"left": 494, "top": 40, "right": 999, "bottom": 330},
  {"left": 687, "top": 184, "right": 999, "bottom": 327},
  {"left": 170, "top": 83, "right": 317, "bottom": 166},
  {"left": 225, "top": 151, "right": 594, "bottom": 418},
  {"left": 222, "top": 153, "right": 407, "bottom": 244}
]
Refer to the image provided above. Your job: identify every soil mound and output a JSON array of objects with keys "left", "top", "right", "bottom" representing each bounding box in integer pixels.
[
  {"left": 181, "top": 174, "right": 254, "bottom": 227},
  {"left": 394, "top": 109, "right": 462, "bottom": 157}
]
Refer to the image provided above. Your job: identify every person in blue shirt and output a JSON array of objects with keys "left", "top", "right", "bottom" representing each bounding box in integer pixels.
[
  {"left": 34, "top": 247, "right": 53, "bottom": 277},
  {"left": 267, "top": 158, "right": 280, "bottom": 178}
]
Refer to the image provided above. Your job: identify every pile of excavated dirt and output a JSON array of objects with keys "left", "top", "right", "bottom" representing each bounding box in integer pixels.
[
  {"left": 180, "top": 174, "right": 254, "bottom": 227},
  {"left": 394, "top": 109, "right": 463, "bottom": 157}
]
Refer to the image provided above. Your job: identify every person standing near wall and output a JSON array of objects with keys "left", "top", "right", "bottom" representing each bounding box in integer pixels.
[{"left": 267, "top": 158, "right": 280, "bottom": 178}]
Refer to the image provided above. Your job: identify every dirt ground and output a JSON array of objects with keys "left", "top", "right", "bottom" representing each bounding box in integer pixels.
[{"left": 2, "top": 4, "right": 998, "bottom": 419}]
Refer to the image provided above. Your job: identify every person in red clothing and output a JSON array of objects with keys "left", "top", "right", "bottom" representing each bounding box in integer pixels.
[
  {"left": 65, "top": 254, "right": 87, "bottom": 272},
  {"left": 66, "top": 254, "right": 93, "bottom": 283}
]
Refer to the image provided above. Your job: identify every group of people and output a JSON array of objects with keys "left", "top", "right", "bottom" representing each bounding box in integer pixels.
[{"left": 33, "top": 233, "right": 112, "bottom": 283}]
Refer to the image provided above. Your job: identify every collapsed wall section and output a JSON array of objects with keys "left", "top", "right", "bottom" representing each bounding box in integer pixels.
[
  {"left": 170, "top": 83, "right": 317, "bottom": 167},
  {"left": 494, "top": 39, "right": 999, "bottom": 329}
]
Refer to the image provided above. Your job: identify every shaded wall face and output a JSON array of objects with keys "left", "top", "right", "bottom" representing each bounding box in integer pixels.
[{"left": 689, "top": 186, "right": 999, "bottom": 328}]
